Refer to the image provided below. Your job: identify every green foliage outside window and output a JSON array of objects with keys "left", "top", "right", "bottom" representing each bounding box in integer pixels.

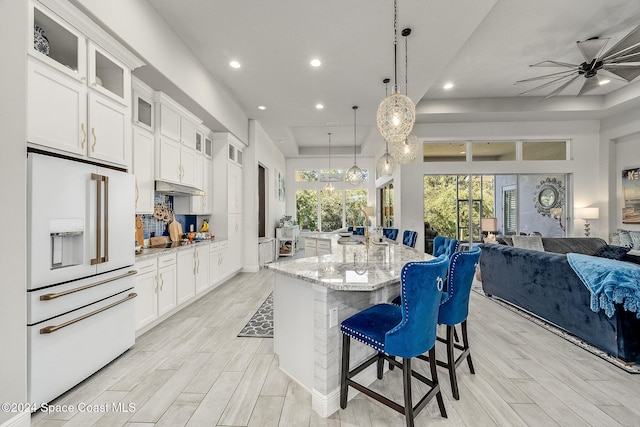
[
  {"left": 320, "top": 189, "right": 343, "bottom": 232},
  {"left": 296, "top": 190, "right": 318, "bottom": 230}
]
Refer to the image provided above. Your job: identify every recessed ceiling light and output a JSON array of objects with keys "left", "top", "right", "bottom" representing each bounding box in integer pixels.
[
  {"left": 443, "top": 82, "right": 454, "bottom": 90},
  {"left": 310, "top": 58, "right": 322, "bottom": 67},
  {"left": 315, "top": 103, "right": 324, "bottom": 110},
  {"left": 229, "top": 60, "right": 241, "bottom": 69},
  {"left": 599, "top": 79, "right": 611, "bottom": 86},
  {"left": 258, "top": 105, "right": 266, "bottom": 110}
]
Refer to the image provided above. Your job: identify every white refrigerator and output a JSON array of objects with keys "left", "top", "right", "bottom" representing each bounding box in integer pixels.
[{"left": 27, "top": 152, "right": 137, "bottom": 406}]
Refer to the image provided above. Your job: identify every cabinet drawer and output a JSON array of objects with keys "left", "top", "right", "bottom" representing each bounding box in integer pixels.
[
  {"left": 135, "top": 258, "right": 156, "bottom": 274},
  {"left": 305, "top": 238, "right": 317, "bottom": 249},
  {"left": 209, "top": 241, "right": 220, "bottom": 252},
  {"left": 316, "top": 239, "right": 332, "bottom": 251},
  {"left": 218, "top": 241, "right": 228, "bottom": 250},
  {"left": 158, "top": 253, "right": 176, "bottom": 267}
]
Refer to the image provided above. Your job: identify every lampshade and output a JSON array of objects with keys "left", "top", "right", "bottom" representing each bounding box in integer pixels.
[
  {"left": 361, "top": 206, "right": 374, "bottom": 217},
  {"left": 481, "top": 218, "right": 498, "bottom": 232},
  {"left": 345, "top": 106, "right": 364, "bottom": 186},
  {"left": 574, "top": 207, "right": 599, "bottom": 219}
]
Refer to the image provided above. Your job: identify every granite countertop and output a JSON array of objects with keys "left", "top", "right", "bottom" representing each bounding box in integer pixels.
[
  {"left": 135, "top": 238, "right": 227, "bottom": 261},
  {"left": 268, "top": 236, "right": 433, "bottom": 291}
]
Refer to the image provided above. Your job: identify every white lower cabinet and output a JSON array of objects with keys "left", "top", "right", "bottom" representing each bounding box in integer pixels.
[
  {"left": 134, "top": 253, "right": 177, "bottom": 332},
  {"left": 218, "top": 241, "right": 230, "bottom": 280},
  {"left": 195, "top": 245, "right": 210, "bottom": 293},
  {"left": 176, "top": 248, "right": 196, "bottom": 305},
  {"left": 209, "top": 242, "right": 220, "bottom": 287}
]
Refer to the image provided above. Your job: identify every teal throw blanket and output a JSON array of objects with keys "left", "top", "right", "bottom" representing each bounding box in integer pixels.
[{"left": 567, "top": 253, "right": 640, "bottom": 319}]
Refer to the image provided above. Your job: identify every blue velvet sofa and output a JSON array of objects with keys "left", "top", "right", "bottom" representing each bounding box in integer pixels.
[{"left": 479, "top": 238, "right": 640, "bottom": 364}]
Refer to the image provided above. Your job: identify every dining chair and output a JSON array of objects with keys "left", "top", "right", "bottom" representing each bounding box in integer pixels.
[{"left": 402, "top": 230, "right": 418, "bottom": 248}]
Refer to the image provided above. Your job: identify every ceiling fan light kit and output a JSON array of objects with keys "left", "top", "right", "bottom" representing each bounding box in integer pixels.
[
  {"left": 517, "top": 23, "right": 640, "bottom": 98},
  {"left": 376, "top": 0, "right": 415, "bottom": 144}
]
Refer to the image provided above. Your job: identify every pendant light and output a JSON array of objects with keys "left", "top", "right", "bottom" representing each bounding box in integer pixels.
[
  {"left": 376, "top": 0, "right": 415, "bottom": 144},
  {"left": 320, "top": 132, "right": 340, "bottom": 192},
  {"left": 345, "top": 106, "right": 364, "bottom": 186},
  {"left": 393, "top": 27, "right": 420, "bottom": 164},
  {"left": 376, "top": 78, "right": 396, "bottom": 177}
]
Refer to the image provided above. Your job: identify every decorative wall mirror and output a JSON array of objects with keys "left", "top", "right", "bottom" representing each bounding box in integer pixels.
[{"left": 534, "top": 177, "right": 565, "bottom": 216}]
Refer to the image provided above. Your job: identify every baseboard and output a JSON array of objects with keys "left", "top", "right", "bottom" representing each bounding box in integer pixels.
[
  {"left": 0, "top": 412, "right": 30, "bottom": 427},
  {"left": 311, "top": 361, "right": 381, "bottom": 418}
]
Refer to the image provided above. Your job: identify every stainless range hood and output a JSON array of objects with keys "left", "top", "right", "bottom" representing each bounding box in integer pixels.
[{"left": 155, "top": 180, "right": 205, "bottom": 196}]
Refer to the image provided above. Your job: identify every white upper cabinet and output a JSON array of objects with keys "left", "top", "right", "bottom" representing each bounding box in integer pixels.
[
  {"left": 159, "top": 103, "right": 181, "bottom": 141},
  {"left": 27, "top": 0, "right": 144, "bottom": 167}
]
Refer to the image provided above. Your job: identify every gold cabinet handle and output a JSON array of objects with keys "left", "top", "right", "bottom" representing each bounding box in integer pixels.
[
  {"left": 160, "top": 272, "right": 164, "bottom": 291},
  {"left": 135, "top": 179, "right": 139, "bottom": 207},
  {"left": 154, "top": 275, "right": 159, "bottom": 294},
  {"left": 40, "top": 293, "right": 137, "bottom": 334},
  {"left": 81, "top": 123, "right": 86, "bottom": 149},
  {"left": 91, "top": 127, "right": 97, "bottom": 152}
]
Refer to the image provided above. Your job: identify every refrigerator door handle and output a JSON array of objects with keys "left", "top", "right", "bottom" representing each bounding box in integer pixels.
[
  {"left": 39, "top": 293, "right": 137, "bottom": 334},
  {"left": 91, "top": 173, "right": 109, "bottom": 265},
  {"left": 39, "top": 270, "right": 137, "bottom": 301}
]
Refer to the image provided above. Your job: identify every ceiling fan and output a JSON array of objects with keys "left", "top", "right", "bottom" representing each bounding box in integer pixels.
[{"left": 517, "top": 24, "right": 640, "bottom": 99}]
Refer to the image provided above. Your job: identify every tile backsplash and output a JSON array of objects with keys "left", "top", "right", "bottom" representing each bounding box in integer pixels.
[{"left": 140, "top": 194, "right": 205, "bottom": 239}]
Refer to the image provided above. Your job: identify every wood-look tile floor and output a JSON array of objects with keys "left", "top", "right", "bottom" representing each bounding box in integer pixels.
[{"left": 32, "top": 270, "right": 640, "bottom": 426}]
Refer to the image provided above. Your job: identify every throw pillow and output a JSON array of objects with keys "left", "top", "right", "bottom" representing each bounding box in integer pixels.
[
  {"left": 511, "top": 235, "right": 544, "bottom": 251},
  {"left": 593, "top": 245, "right": 630, "bottom": 261},
  {"left": 630, "top": 231, "right": 640, "bottom": 250},
  {"left": 610, "top": 232, "right": 621, "bottom": 246},
  {"left": 617, "top": 229, "right": 633, "bottom": 248}
]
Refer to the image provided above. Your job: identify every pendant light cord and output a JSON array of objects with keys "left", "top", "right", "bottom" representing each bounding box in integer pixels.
[
  {"left": 393, "top": 0, "right": 398, "bottom": 94},
  {"left": 352, "top": 106, "right": 358, "bottom": 165},
  {"left": 328, "top": 132, "right": 332, "bottom": 170}
]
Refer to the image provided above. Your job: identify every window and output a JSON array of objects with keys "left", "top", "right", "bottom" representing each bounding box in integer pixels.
[
  {"left": 423, "top": 142, "right": 467, "bottom": 162},
  {"left": 295, "top": 189, "right": 368, "bottom": 231},
  {"left": 295, "top": 169, "right": 369, "bottom": 183},
  {"left": 296, "top": 190, "right": 318, "bottom": 230},
  {"left": 320, "top": 189, "right": 343, "bottom": 232},
  {"left": 471, "top": 141, "right": 516, "bottom": 161},
  {"left": 503, "top": 186, "right": 517, "bottom": 234},
  {"left": 522, "top": 140, "right": 567, "bottom": 160}
]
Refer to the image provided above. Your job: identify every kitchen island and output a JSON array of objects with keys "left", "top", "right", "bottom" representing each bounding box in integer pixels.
[{"left": 268, "top": 237, "right": 433, "bottom": 417}]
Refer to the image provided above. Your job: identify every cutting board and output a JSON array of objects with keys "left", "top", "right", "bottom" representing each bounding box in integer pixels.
[
  {"left": 150, "top": 236, "right": 167, "bottom": 247},
  {"left": 169, "top": 212, "right": 183, "bottom": 242},
  {"left": 135, "top": 215, "right": 144, "bottom": 247}
]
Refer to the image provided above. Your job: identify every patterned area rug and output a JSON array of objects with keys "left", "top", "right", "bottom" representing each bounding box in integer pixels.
[
  {"left": 472, "top": 287, "right": 640, "bottom": 374},
  {"left": 238, "top": 292, "right": 273, "bottom": 338}
]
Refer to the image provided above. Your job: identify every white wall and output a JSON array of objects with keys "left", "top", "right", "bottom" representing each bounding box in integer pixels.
[
  {"left": 241, "top": 120, "right": 286, "bottom": 271},
  {"left": 601, "top": 105, "right": 640, "bottom": 236},
  {"left": 73, "top": 0, "right": 249, "bottom": 143},
  {"left": 401, "top": 120, "right": 602, "bottom": 252},
  {"left": 0, "top": 0, "right": 28, "bottom": 425}
]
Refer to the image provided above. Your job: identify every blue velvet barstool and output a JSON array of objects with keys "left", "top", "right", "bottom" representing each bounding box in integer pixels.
[
  {"left": 402, "top": 230, "right": 418, "bottom": 248},
  {"left": 340, "top": 255, "right": 449, "bottom": 427},
  {"left": 382, "top": 227, "right": 399, "bottom": 241},
  {"left": 419, "top": 246, "right": 481, "bottom": 400},
  {"left": 348, "top": 226, "right": 365, "bottom": 236},
  {"left": 433, "top": 236, "right": 459, "bottom": 257}
]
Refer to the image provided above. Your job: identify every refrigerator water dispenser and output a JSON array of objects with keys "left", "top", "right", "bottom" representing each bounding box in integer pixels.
[{"left": 50, "top": 219, "right": 84, "bottom": 269}]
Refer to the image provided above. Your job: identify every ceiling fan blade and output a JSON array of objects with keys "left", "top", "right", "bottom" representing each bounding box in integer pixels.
[
  {"left": 577, "top": 38, "right": 609, "bottom": 62},
  {"left": 602, "top": 24, "right": 640, "bottom": 61},
  {"left": 602, "top": 65, "right": 640, "bottom": 82},
  {"left": 543, "top": 75, "right": 581, "bottom": 99},
  {"left": 517, "top": 74, "right": 578, "bottom": 96},
  {"left": 516, "top": 69, "right": 576, "bottom": 84},
  {"left": 600, "top": 69, "right": 635, "bottom": 83},
  {"left": 577, "top": 76, "right": 600, "bottom": 95},
  {"left": 530, "top": 60, "right": 580, "bottom": 68},
  {"left": 606, "top": 50, "right": 640, "bottom": 63}
]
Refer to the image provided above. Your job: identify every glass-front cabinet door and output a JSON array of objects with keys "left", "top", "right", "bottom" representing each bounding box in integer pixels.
[{"left": 88, "top": 42, "right": 128, "bottom": 104}]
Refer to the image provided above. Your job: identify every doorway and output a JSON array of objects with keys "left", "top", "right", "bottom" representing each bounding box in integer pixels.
[{"left": 258, "top": 164, "right": 266, "bottom": 237}]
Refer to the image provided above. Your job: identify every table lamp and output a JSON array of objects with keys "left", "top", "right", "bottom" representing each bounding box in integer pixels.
[
  {"left": 481, "top": 218, "right": 498, "bottom": 241},
  {"left": 574, "top": 207, "right": 599, "bottom": 237}
]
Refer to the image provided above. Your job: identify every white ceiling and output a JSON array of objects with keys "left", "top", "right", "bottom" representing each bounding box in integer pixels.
[{"left": 145, "top": 0, "right": 640, "bottom": 158}]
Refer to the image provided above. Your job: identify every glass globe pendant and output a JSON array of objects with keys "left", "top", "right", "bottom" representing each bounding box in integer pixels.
[
  {"left": 345, "top": 106, "right": 364, "bottom": 186},
  {"left": 393, "top": 133, "right": 420, "bottom": 164},
  {"left": 376, "top": 139, "right": 396, "bottom": 177}
]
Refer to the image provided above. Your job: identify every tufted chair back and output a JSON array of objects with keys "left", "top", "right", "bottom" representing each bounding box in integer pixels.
[
  {"left": 347, "top": 226, "right": 365, "bottom": 235},
  {"left": 438, "top": 247, "right": 482, "bottom": 326},
  {"left": 433, "top": 236, "right": 459, "bottom": 257},
  {"left": 385, "top": 255, "right": 449, "bottom": 358},
  {"left": 382, "top": 227, "right": 399, "bottom": 241},
  {"left": 402, "top": 230, "right": 418, "bottom": 248}
]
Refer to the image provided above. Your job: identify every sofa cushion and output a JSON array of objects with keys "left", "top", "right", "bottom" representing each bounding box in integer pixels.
[
  {"left": 593, "top": 245, "right": 630, "bottom": 261},
  {"left": 618, "top": 229, "right": 634, "bottom": 248},
  {"left": 512, "top": 235, "right": 544, "bottom": 251},
  {"left": 541, "top": 237, "right": 607, "bottom": 255}
]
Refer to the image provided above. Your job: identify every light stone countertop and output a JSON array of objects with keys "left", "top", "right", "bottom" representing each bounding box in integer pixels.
[
  {"left": 135, "top": 238, "right": 227, "bottom": 261},
  {"left": 268, "top": 236, "right": 433, "bottom": 291}
]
